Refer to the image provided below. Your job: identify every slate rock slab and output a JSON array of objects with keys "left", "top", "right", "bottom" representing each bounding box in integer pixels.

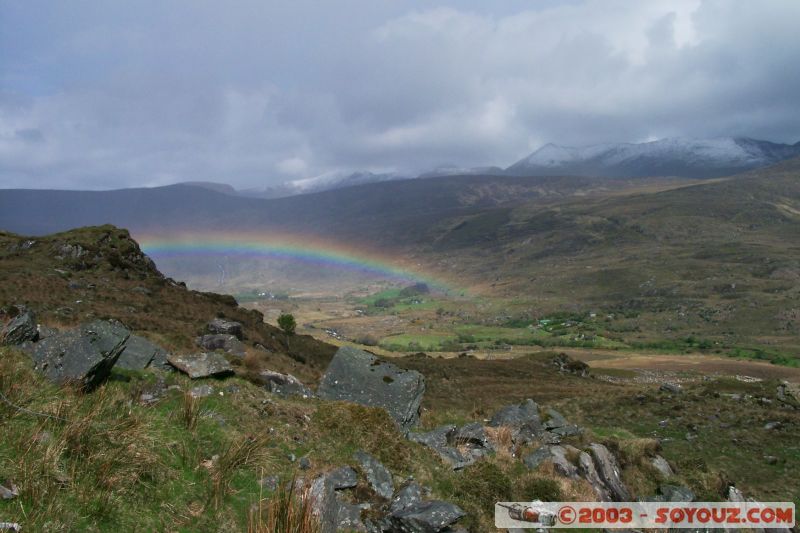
[
  {"left": 589, "top": 443, "right": 631, "bottom": 501},
  {"left": 116, "top": 334, "right": 167, "bottom": 370},
  {"left": 327, "top": 466, "right": 358, "bottom": 490},
  {"left": 30, "top": 320, "right": 129, "bottom": 389},
  {"left": 196, "top": 334, "right": 246, "bottom": 357},
  {"left": 354, "top": 450, "right": 394, "bottom": 499},
  {"left": 167, "top": 352, "right": 233, "bottom": 379},
  {"left": 1, "top": 306, "right": 38, "bottom": 345},
  {"left": 388, "top": 500, "right": 466, "bottom": 533},
  {"left": 390, "top": 482, "right": 423, "bottom": 514},
  {"left": 207, "top": 318, "right": 243, "bottom": 339},
  {"left": 318, "top": 346, "right": 425, "bottom": 431}
]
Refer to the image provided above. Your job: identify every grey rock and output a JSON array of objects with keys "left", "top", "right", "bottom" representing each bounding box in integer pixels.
[
  {"left": 391, "top": 482, "right": 423, "bottom": 514},
  {"left": 167, "top": 352, "right": 233, "bottom": 379},
  {"left": 549, "top": 445, "right": 579, "bottom": 479},
  {"left": 30, "top": 320, "right": 129, "bottom": 389},
  {"left": 651, "top": 455, "right": 675, "bottom": 478},
  {"left": 258, "top": 370, "right": 315, "bottom": 398},
  {"left": 578, "top": 451, "right": 613, "bottom": 502},
  {"left": 1, "top": 306, "right": 38, "bottom": 345},
  {"left": 589, "top": 443, "right": 631, "bottom": 501},
  {"left": 544, "top": 408, "right": 569, "bottom": 429},
  {"left": 308, "top": 475, "right": 338, "bottom": 533},
  {"left": 763, "top": 421, "right": 782, "bottom": 431},
  {"left": 764, "top": 455, "right": 779, "bottom": 465},
  {"left": 388, "top": 500, "right": 466, "bottom": 533},
  {"left": 328, "top": 466, "right": 358, "bottom": 490},
  {"left": 36, "top": 324, "right": 59, "bottom": 340},
  {"left": 299, "top": 457, "right": 312, "bottom": 470},
  {"left": 116, "top": 334, "right": 167, "bottom": 370},
  {"left": 659, "top": 484, "right": 695, "bottom": 502},
  {"left": 539, "top": 431, "right": 562, "bottom": 445},
  {"left": 318, "top": 346, "right": 425, "bottom": 432},
  {"left": 196, "top": 334, "right": 246, "bottom": 357},
  {"left": 453, "top": 422, "right": 493, "bottom": 451},
  {"left": 523, "top": 446, "right": 554, "bottom": 469},
  {"left": 408, "top": 425, "right": 475, "bottom": 470},
  {"left": 207, "top": 318, "right": 243, "bottom": 339},
  {"left": 660, "top": 383, "right": 682, "bottom": 394},
  {"left": 336, "top": 499, "right": 368, "bottom": 532},
  {"left": 489, "top": 398, "right": 541, "bottom": 429},
  {"left": 354, "top": 450, "right": 394, "bottom": 499},
  {"left": 0, "top": 482, "right": 19, "bottom": 500},
  {"left": 190, "top": 384, "right": 215, "bottom": 398}
]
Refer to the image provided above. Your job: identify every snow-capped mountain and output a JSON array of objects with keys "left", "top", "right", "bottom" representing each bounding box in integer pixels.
[
  {"left": 506, "top": 137, "right": 800, "bottom": 178},
  {"left": 239, "top": 171, "right": 411, "bottom": 199}
]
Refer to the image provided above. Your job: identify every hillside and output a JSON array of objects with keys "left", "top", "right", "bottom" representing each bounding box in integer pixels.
[
  {"left": 0, "top": 225, "right": 336, "bottom": 379},
  {"left": 1, "top": 227, "right": 799, "bottom": 532}
]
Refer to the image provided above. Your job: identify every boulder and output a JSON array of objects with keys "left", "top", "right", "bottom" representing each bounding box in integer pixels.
[
  {"left": 523, "top": 446, "right": 553, "bottom": 469},
  {"left": 410, "top": 425, "right": 473, "bottom": 470},
  {"left": 650, "top": 455, "right": 675, "bottom": 478},
  {"left": 116, "top": 334, "right": 167, "bottom": 370},
  {"left": 409, "top": 423, "right": 492, "bottom": 470},
  {"left": 354, "top": 450, "right": 394, "bottom": 499},
  {"left": 0, "top": 482, "right": 19, "bottom": 500},
  {"left": 167, "top": 352, "right": 233, "bottom": 379},
  {"left": 308, "top": 475, "right": 339, "bottom": 533},
  {"left": 195, "top": 334, "right": 246, "bottom": 357},
  {"left": 390, "top": 482, "right": 423, "bottom": 514},
  {"left": 29, "top": 320, "right": 129, "bottom": 389},
  {"left": 1, "top": 305, "right": 38, "bottom": 345},
  {"left": 545, "top": 408, "right": 581, "bottom": 437},
  {"left": 336, "top": 499, "right": 369, "bottom": 532},
  {"left": 659, "top": 383, "right": 682, "bottom": 394},
  {"left": 258, "top": 370, "right": 315, "bottom": 398},
  {"left": 589, "top": 443, "right": 631, "bottom": 501},
  {"left": 489, "top": 399, "right": 544, "bottom": 444},
  {"left": 318, "top": 347, "right": 425, "bottom": 432},
  {"left": 327, "top": 466, "right": 358, "bottom": 490},
  {"left": 387, "top": 500, "right": 466, "bottom": 533},
  {"left": 553, "top": 353, "right": 589, "bottom": 376},
  {"left": 577, "top": 451, "right": 613, "bottom": 502},
  {"left": 523, "top": 445, "right": 578, "bottom": 479},
  {"left": 207, "top": 318, "right": 243, "bottom": 339},
  {"left": 489, "top": 398, "right": 541, "bottom": 429}
]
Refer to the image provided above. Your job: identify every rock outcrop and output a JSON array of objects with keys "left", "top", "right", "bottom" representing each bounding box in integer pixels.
[
  {"left": 116, "top": 334, "right": 169, "bottom": 370},
  {"left": 196, "top": 334, "right": 246, "bottom": 357},
  {"left": 409, "top": 422, "right": 493, "bottom": 470},
  {"left": 1, "top": 305, "right": 38, "bottom": 346},
  {"left": 318, "top": 346, "right": 425, "bottom": 432},
  {"left": 257, "top": 370, "right": 315, "bottom": 398},
  {"left": 29, "top": 320, "right": 129, "bottom": 389},
  {"left": 167, "top": 352, "right": 233, "bottom": 379},
  {"left": 207, "top": 318, "right": 243, "bottom": 339}
]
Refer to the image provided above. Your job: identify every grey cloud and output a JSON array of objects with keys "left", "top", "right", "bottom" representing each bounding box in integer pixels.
[{"left": 0, "top": 0, "right": 798, "bottom": 190}]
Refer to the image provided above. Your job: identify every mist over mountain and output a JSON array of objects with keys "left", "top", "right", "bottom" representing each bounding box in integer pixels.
[
  {"left": 506, "top": 137, "right": 800, "bottom": 178},
  {"left": 168, "top": 136, "right": 799, "bottom": 199}
]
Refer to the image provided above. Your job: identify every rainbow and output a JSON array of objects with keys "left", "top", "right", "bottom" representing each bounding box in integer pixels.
[{"left": 135, "top": 230, "right": 451, "bottom": 290}]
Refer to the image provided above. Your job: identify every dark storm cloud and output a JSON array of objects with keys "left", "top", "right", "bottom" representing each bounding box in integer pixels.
[{"left": 1, "top": 0, "right": 798, "bottom": 190}]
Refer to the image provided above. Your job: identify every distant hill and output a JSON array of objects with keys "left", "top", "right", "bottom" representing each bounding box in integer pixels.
[{"left": 506, "top": 137, "right": 800, "bottom": 178}]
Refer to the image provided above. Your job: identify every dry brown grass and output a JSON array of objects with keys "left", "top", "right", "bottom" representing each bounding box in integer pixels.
[
  {"left": 485, "top": 426, "right": 515, "bottom": 459},
  {"left": 248, "top": 477, "right": 320, "bottom": 533}
]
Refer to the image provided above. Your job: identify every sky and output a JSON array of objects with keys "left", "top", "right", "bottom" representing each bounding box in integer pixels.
[{"left": 1, "top": 0, "right": 799, "bottom": 190}]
